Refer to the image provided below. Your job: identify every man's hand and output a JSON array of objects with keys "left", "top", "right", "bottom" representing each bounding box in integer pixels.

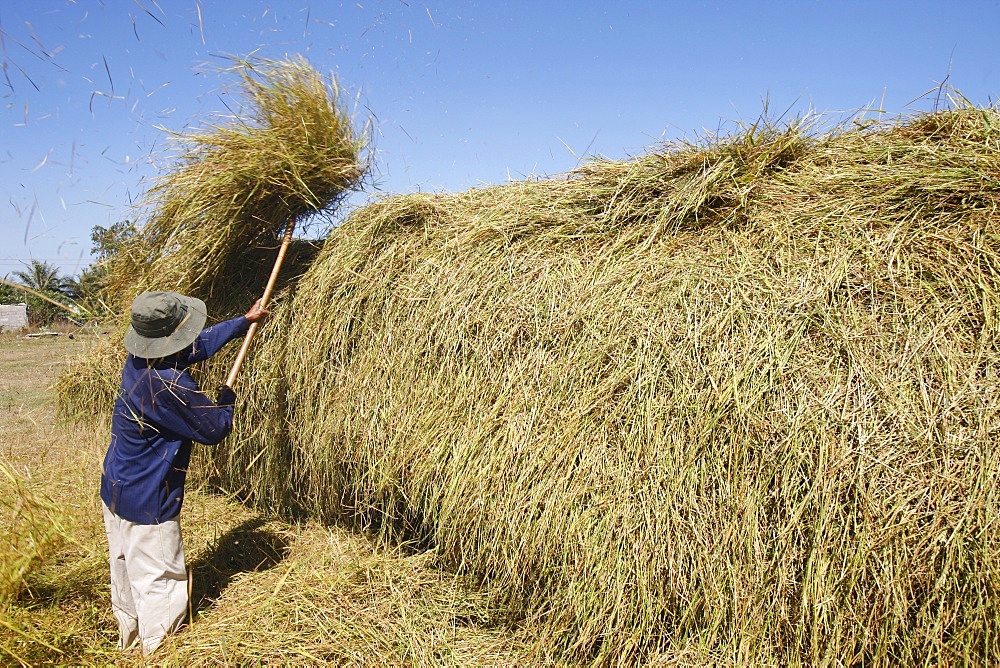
[
  {"left": 216, "top": 384, "right": 236, "bottom": 406},
  {"left": 245, "top": 298, "right": 270, "bottom": 324}
]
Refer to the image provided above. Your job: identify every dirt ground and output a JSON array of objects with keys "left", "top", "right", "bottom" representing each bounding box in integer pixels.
[{"left": 0, "top": 332, "right": 533, "bottom": 666}]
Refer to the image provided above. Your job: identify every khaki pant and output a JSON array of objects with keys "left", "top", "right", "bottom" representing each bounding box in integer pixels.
[{"left": 102, "top": 503, "right": 188, "bottom": 655}]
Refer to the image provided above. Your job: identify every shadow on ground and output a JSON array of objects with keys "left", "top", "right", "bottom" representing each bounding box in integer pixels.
[{"left": 188, "top": 517, "right": 290, "bottom": 615}]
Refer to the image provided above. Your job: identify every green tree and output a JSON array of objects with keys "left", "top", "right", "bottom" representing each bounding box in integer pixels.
[
  {"left": 74, "top": 220, "right": 136, "bottom": 319},
  {"left": 0, "top": 280, "right": 21, "bottom": 303},
  {"left": 13, "top": 259, "right": 64, "bottom": 295},
  {"left": 64, "top": 264, "right": 111, "bottom": 318},
  {"left": 91, "top": 221, "right": 136, "bottom": 262},
  {"left": 10, "top": 260, "right": 72, "bottom": 326}
]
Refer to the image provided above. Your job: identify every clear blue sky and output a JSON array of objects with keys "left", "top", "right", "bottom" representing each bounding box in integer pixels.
[{"left": 2, "top": 1, "right": 998, "bottom": 277}]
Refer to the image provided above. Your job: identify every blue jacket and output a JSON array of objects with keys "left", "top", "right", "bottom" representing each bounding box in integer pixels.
[{"left": 100, "top": 316, "right": 249, "bottom": 524}]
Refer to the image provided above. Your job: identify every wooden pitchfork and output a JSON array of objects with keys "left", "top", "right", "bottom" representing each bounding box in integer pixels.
[{"left": 225, "top": 217, "right": 296, "bottom": 388}]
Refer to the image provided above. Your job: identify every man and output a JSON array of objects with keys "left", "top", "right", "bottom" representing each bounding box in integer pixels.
[{"left": 100, "top": 290, "right": 267, "bottom": 655}]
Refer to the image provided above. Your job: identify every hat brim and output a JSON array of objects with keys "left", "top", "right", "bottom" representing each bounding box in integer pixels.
[{"left": 124, "top": 295, "right": 207, "bottom": 359}]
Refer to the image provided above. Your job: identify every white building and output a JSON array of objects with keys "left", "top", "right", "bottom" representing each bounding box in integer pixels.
[{"left": 0, "top": 303, "right": 29, "bottom": 332}]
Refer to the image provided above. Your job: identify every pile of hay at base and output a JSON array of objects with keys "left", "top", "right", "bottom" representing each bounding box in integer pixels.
[{"left": 62, "top": 96, "right": 1000, "bottom": 664}]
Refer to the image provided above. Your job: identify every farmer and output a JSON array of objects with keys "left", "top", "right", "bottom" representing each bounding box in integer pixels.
[{"left": 100, "top": 290, "right": 268, "bottom": 655}]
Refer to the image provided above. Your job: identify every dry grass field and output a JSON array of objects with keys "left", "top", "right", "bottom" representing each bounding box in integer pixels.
[{"left": 0, "top": 333, "right": 536, "bottom": 666}]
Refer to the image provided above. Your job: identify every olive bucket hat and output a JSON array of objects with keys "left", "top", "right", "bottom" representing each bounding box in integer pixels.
[{"left": 124, "top": 291, "right": 207, "bottom": 359}]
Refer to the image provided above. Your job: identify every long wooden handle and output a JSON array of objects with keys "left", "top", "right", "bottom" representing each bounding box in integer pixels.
[{"left": 225, "top": 217, "right": 296, "bottom": 388}]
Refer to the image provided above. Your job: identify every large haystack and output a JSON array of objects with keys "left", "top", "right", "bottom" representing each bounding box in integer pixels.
[{"left": 64, "top": 101, "right": 1000, "bottom": 664}]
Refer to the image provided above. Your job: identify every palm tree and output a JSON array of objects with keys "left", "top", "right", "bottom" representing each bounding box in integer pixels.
[
  {"left": 12, "top": 260, "right": 65, "bottom": 295},
  {"left": 63, "top": 264, "right": 113, "bottom": 319},
  {"left": 10, "top": 260, "right": 72, "bottom": 326}
]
